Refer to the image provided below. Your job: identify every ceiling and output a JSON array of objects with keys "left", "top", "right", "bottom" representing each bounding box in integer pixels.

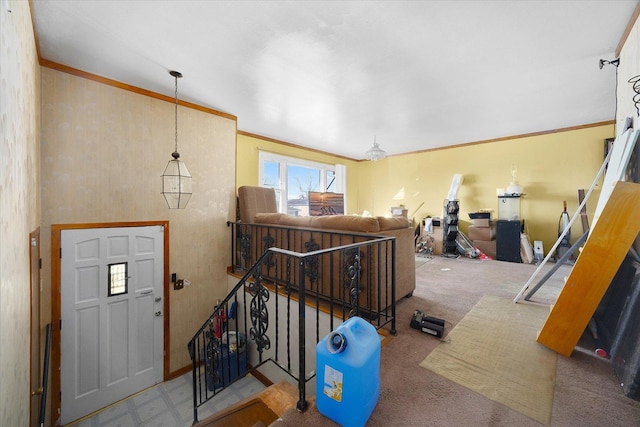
[{"left": 31, "top": 1, "right": 638, "bottom": 160}]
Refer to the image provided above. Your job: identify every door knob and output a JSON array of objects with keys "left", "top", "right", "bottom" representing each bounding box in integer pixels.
[
  {"left": 155, "top": 297, "right": 162, "bottom": 302},
  {"left": 155, "top": 311, "right": 162, "bottom": 317}
]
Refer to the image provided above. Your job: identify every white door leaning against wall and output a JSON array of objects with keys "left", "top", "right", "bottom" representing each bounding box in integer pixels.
[{"left": 60, "top": 226, "right": 164, "bottom": 424}]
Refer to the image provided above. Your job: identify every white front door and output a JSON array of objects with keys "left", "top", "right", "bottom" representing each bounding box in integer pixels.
[{"left": 60, "top": 226, "right": 164, "bottom": 424}]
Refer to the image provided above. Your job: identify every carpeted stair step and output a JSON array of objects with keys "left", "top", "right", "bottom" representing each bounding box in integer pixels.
[{"left": 194, "top": 381, "right": 298, "bottom": 427}]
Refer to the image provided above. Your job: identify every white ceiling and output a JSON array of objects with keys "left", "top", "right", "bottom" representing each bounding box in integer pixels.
[{"left": 31, "top": 0, "right": 638, "bottom": 159}]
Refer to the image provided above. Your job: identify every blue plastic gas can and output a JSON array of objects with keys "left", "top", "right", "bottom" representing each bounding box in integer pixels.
[{"left": 316, "top": 316, "right": 380, "bottom": 427}]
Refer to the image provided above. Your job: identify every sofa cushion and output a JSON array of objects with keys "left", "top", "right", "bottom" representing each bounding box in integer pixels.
[
  {"left": 278, "top": 215, "right": 316, "bottom": 228},
  {"left": 315, "top": 215, "right": 380, "bottom": 233},
  {"left": 254, "top": 213, "right": 285, "bottom": 224},
  {"left": 377, "top": 216, "right": 410, "bottom": 231}
]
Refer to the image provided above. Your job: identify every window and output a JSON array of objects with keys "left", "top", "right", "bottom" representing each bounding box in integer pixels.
[
  {"left": 259, "top": 151, "right": 346, "bottom": 216},
  {"left": 108, "top": 262, "right": 128, "bottom": 296}
]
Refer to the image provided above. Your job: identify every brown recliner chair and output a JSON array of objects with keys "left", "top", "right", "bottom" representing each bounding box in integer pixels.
[{"left": 237, "top": 186, "right": 278, "bottom": 223}]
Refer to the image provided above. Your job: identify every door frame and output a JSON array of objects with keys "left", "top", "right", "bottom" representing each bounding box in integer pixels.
[
  {"left": 51, "top": 221, "right": 170, "bottom": 425},
  {"left": 29, "top": 227, "right": 41, "bottom": 427}
]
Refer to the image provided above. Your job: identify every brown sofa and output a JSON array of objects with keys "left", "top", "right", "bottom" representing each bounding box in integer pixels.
[{"left": 236, "top": 186, "right": 416, "bottom": 309}]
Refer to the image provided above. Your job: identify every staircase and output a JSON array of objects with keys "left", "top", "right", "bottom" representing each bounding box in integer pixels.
[
  {"left": 187, "top": 232, "right": 398, "bottom": 425},
  {"left": 194, "top": 381, "right": 299, "bottom": 427}
]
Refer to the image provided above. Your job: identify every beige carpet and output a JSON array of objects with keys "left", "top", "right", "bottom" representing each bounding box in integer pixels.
[{"left": 420, "top": 295, "right": 557, "bottom": 425}]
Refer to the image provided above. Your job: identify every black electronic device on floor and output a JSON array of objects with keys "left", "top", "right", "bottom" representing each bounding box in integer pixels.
[
  {"left": 410, "top": 310, "right": 445, "bottom": 338},
  {"left": 496, "top": 219, "right": 523, "bottom": 263}
]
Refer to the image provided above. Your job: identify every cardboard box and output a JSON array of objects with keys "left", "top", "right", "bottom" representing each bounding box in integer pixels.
[
  {"left": 473, "top": 240, "right": 497, "bottom": 259},
  {"left": 468, "top": 225, "right": 495, "bottom": 241},
  {"left": 391, "top": 207, "right": 408, "bottom": 218},
  {"left": 432, "top": 226, "right": 443, "bottom": 255},
  {"left": 469, "top": 212, "right": 491, "bottom": 219},
  {"left": 472, "top": 218, "right": 493, "bottom": 227},
  {"left": 416, "top": 219, "right": 443, "bottom": 255}
]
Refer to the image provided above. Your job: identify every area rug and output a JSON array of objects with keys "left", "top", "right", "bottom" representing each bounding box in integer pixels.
[
  {"left": 414, "top": 254, "right": 432, "bottom": 269},
  {"left": 419, "top": 295, "right": 557, "bottom": 425}
]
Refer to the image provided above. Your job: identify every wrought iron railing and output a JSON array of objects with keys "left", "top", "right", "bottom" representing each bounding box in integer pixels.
[
  {"left": 229, "top": 221, "right": 399, "bottom": 321},
  {"left": 187, "top": 223, "right": 397, "bottom": 424}
]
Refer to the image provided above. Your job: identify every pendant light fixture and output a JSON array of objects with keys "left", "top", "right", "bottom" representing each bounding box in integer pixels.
[
  {"left": 161, "top": 70, "right": 192, "bottom": 209},
  {"left": 365, "top": 136, "right": 387, "bottom": 161}
]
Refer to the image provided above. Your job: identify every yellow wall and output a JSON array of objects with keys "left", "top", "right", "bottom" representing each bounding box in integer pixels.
[
  {"left": 238, "top": 124, "right": 614, "bottom": 255},
  {"left": 362, "top": 125, "right": 613, "bottom": 253}
]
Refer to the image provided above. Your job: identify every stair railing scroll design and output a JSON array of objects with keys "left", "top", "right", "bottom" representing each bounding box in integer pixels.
[
  {"left": 344, "top": 247, "right": 362, "bottom": 317},
  {"left": 249, "top": 271, "right": 271, "bottom": 356},
  {"left": 304, "top": 238, "right": 320, "bottom": 284},
  {"left": 262, "top": 233, "right": 275, "bottom": 271},
  {"left": 203, "top": 327, "right": 222, "bottom": 389},
  {"left": 239, "top": 228, "right": 251, "bottom": 268}
]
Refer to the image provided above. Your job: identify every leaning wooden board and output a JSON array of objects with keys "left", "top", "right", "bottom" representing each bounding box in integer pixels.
[{"left": 537, "top": 181, "right": 640, "bottom": 357}]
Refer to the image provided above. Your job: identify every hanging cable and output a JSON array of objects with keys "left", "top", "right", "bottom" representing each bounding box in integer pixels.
[
  {"left": 169, "top": 70, "right": 183, "bottom": 156},
  {"left": 628, "top": 74, "right": 640, "bottom": 117},
  {"left": 599, "top": 58, "right": 620, "bottom": 134}
]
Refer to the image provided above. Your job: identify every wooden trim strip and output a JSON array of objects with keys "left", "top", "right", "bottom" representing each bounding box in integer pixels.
[
  {"left": 238, "top": 130, "right": 356, "bottom": 162},
  {"left": 39, "top": 57, "right": 613, "bottom": 163},
  {"left": 28, "top": 0, "right": 42, "bottom": 60},
  {"left": 242, "top": 121, "right": 615, "bottom": 162},
  {"left": 51, "top": 225, "right": 62, "bottom": 426},
  {"left": 616, "top": 2, "right": 640, "bottom": 58},
  {"left": 393, "top": 120, "right": 616, "bottom": 159},
  {"left": 39, "top": 59, "right": 237, "bottom": 122}
]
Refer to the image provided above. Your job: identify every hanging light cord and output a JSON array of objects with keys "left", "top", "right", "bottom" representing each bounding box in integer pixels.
[
  {"left": 174, "top": 73, "right": 178, "bottom": 155},
  {"left": 169, "top": 70, "right": 183, "bottom": 159}
]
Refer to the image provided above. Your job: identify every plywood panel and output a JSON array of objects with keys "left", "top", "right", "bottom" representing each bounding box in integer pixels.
[
  {"left": 537, "top": 181, "right": 640, "bottom": 356},
  {"left": 592, "top": 129, "right": 639, "bottom": 229}
]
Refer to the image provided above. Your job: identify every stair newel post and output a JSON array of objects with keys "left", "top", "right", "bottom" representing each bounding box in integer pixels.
[
  {"left": 391, "top": 238, "right": 397, "bottom": 334},
  {"left": 297, "top": 256, "right": 309, "bottom": 412}
]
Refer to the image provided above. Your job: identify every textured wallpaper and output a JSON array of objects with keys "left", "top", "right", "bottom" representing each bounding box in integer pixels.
[
  {"left": 0, "top": 1, "right": 41, "bottom": 426},
  {"left": 618, "top": 13, "right": 640, "bottom": 130},
  {"left": 617, "top": 14, "right": 640, "bottom": 254},
  {"left": 40, "top": 67, "right": 237, "bottom": 377}
]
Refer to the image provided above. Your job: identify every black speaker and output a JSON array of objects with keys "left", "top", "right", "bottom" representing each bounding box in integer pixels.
[{"left": 496, "top": 220, "right": 522, "bottom": 263}]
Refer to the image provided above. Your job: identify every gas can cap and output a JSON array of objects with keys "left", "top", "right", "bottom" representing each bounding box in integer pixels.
[{"left": 327, "top": 331, "right": 347, "bottom": 354}]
